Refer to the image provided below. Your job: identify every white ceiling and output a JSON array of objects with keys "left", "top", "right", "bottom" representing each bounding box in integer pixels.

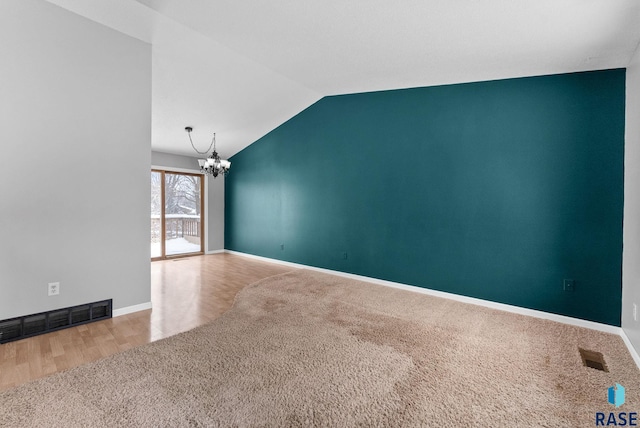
[{"left": 46, "top": 0, "right": 640, "bottom": 159}]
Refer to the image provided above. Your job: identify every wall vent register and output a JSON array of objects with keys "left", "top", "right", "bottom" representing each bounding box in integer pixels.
[
  {"left": 579, "top": 347, "right": 609, "bottom": 372},
  {"left": 0, "top": 299, "right": 112, "bottom": 344}
]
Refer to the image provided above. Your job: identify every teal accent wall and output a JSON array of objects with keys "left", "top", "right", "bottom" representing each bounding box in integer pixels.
[{"left": 225, "top": 69, "right": 625, "bottom": 326}]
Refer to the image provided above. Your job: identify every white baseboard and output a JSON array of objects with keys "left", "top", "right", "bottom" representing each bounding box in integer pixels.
[
  {"left": 113, "top": 301, "right": 152, "bottom": 317},
  {"left": 225, "top": 250, "right": 621, "bottom": 336},
  {"left": 206, "top": 249, "right": 225, "bottom": 255},
  {"left": 620, "top": 329, "right": 640, "bottom": 369}
]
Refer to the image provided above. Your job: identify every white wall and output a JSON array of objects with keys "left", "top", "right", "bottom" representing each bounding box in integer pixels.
[
  {"left": 152, "top": 151, "right": 199, "bottom": 171},
  {"left": 151, "top": 151, "right": 225, "bottom": 251},
  {"left": 623, "top": 46, "right": 640, "bottom": 349},
  {"left": 0, "top": 0, "right": 151, "bottom": 319}
]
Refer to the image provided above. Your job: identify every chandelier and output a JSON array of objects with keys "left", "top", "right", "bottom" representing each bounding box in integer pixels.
[{"left": 185, "top": 126, "right": 231, "bottom": 178}]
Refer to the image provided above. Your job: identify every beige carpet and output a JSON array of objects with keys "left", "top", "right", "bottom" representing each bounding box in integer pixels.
[{"left": 1, "top": 270, "right": 639, "bottom": 427}]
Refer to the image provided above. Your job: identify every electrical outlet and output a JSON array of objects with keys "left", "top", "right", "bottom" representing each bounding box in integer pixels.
[
  {"left": 343, "top": 252, "right": 348, "bottom": 260},
  {"left": 48, "top": 282, "right": 60, "bottom": 296},
  {"left": 563, "top": 279, "right": 575, "bottom": 292},
  {"left": 280, "top": 244, "right": 284, "bottom": 251},
  {"left": 634, "top": 303, "right": 637, "bottom": 322}
]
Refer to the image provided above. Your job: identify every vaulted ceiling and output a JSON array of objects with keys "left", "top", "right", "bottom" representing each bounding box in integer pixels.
[{"left": 46, "top": 0, "right": 640, "bottom": 158}]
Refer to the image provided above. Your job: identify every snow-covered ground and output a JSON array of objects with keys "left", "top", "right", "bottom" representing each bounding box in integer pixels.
[{"left": 151, "top": 237, "right": 201, "bottom": 257}]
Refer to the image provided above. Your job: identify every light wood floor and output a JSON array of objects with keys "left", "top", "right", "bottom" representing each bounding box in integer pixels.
[{"left": 0, "top": 253, "right": 293, "bottom": 392}]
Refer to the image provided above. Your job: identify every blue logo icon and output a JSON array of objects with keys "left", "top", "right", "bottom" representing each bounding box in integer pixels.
[{"left": 608, "top": 383, "right": 625, "bottom": 408}]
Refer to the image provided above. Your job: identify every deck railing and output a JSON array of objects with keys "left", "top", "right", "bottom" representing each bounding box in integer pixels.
[{"left": 151, "top": 214, "right": 200, "bottom": 242}]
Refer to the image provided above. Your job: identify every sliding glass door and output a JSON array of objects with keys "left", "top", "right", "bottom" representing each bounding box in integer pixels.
[{"left": 151, "top": 170, "right": 204, "bottom": 260}]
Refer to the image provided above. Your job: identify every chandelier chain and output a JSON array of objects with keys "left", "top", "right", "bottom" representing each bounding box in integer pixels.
[{"left": 187, "top": 131, "right": 216, "bottom": 155}]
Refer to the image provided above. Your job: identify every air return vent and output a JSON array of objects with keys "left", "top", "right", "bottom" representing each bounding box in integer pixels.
[
  {"left": 23, "top": 314, "right": 46, "bottom": 336},
  {"left": 579, "top": 347, "right": 609, "bottom": 372},
  {"left": 0, "top": 299, "right": 112, "bottom": 344},
  {"left": 71, "top": 305, "right": 90, "bottom": 324},
  {"left": 92, "top": 301, "right": 109, "bottom": 319},
  {"left": 0, "top": 319, "right": 22, "bottom": 342}
]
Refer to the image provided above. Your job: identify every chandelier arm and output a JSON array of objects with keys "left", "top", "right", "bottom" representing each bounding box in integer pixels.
[{"left": 187, "top": 130, "right": 215, "bottom": 155}]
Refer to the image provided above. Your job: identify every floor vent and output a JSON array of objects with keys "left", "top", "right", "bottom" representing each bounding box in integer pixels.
[
  {"left": 579, "top": 347, "right": 609, "bottom": 372},
  {"left": 0, "top": 299, "right": 112, "bottom": 344}
]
